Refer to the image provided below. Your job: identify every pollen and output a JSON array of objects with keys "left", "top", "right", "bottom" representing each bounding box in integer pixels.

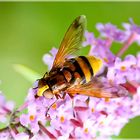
[
  {"left": 51, "top": 103, "right": 57, "bottom": 110},
  {"left": 105, "top": 98, "right": 110, "bottom": 102},
  {"left": 60, "top": 116, "right": 65, "bottom": 123},
  {"left": 29, "top": 115, "right": 35, "bottom": 121},
  {"left": 91, "top": 107, "right": 95, "bottom": 112},
  {"left": 84, "top": 128, "right": 88, "bottom": 134},
  {"left": 120, "top": 66, "right": 126, "bottom": 71},
  {"left": 99, "top": 121, "right": 104, "bottom": 125},
  {"left": 103, "top": 58, "right": 109, "bottom": 63}
]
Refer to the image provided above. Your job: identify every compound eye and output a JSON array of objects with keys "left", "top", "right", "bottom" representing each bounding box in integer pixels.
[
  {"left": 43, "top": 90, "right": 54, "bottom": 99},
  {"left": 32, "top": 80, "right": 39, "bottom": 89}
]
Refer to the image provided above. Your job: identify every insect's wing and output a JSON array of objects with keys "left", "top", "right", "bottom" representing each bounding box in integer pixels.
[
  {"left": 66, "top": 77, "right": 128, "bottom": 98},
  {"left": 51, "top": 15, "right": 86, "bottom": 71}
]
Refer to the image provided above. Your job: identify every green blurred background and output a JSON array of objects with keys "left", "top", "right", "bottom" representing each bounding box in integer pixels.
[{"left": 0, "top": 2, "right": 140, "bottom": 138}]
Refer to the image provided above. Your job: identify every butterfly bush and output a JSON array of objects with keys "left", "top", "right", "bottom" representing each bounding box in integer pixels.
[{"left": 0, "top": 19, "right": 140, "bottom": 139}]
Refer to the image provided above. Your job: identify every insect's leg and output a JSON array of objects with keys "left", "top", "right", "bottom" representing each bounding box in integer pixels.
[
  {"left": 54, "top": 91, "right": 74, "bottom": 100},
  {"left": 45, "top": 99, "right": 58, "bottom": 117},
  {"left": 59, "top": 90, "right": 74, "bottom": 99},
  {"left": 61, "top": 92, "right": 67, "bottom": 99},
  {"left": 55, "top": 92, "right": 66, "bottom": 99},
  {"left": 55, "top": 94, "right": 61, "bottom": 99},
  {"left": 67, "top": 92, "right": 74, "bottom": 98}
]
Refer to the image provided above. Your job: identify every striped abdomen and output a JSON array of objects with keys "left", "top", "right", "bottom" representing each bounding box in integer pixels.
[
  {"left": 47, "top": 56, "right": 102, "bottom": 94},
  {"left": 63, "top": 56, "right": 102, "bottom": 84}
]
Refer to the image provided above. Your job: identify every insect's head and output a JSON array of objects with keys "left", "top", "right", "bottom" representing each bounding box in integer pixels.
[
  {"left": 33, "top": 78, "right": 54, "bottom": 99},
  {"left": 36, "top": 78, "right": 49, "bottom": 97}
]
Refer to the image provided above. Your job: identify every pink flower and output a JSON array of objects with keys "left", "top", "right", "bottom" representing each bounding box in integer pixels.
[
  {"left": 0, "top": 129, "right": 11, "bottom": 140},
  {"left": 123, "top": 19, "right": 140, "bottom": 44},
  {"left": 20, "top": 101, "right": 47, "bottom": 134},
  {"left": 83, "top": 32, "right": 116, "bottom": 65},
  {"left": 107, "top": 55, "right": 139, "bottom": 84},
  {"left": 14, "top": 132, "right": 29, "bottom": 140},
  {"left": 0, "top": 93, "right": 15, "bottom": 123},
  {"left": 1, "top": 18, "right": 140, "bottom": 139},
  {"left": 96, "top": 23, "right": 126, "bottom": 42},
  {"left": 42, "top": 47, "right": 58, "bottom": 70},
  {"left": 82, "top": 31, "right": 95, "bottom": 47}
]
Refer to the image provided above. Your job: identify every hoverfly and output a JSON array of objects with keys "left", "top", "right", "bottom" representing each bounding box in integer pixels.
[{"left": 36, "top": 15, "right": 128, "bottom": 100}]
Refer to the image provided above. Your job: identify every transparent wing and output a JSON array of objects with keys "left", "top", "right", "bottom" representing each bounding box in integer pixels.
[
  {"left": 66, "top": 77, "right": 129, "bottom": 98},
  {"left": 51, "top": 15, "right": 86, "bottom": 71}
]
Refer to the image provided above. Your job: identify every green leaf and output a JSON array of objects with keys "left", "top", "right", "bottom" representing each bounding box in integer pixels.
[{"left": 13, "top": 64, "right": 41, "bottom": 83}]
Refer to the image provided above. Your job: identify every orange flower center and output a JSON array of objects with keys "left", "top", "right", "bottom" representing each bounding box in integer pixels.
[
  {"left": 51, "top": 103, "right": 57, "bottom": 110},
  {"left": 29, "top": 115, "right": 35, "bottom": 121},
  {"left": 105, "top": 98, "right": 110, "bottom": 102},
  {"left": 84, "top": 128, "right": 88, "bottom": 134},
  {"left": 103, "top": 58, "right": 109, "bottom": 63},
  {"left": 121, "top": 66, "right": 126, "bottom": 71},
  {"left": 99, "top": 121, "right": 104, "bottom": 125},
  {"left": 60, "top": 116, "right": 65, "bottom": 123},
  {"left": 91, "top": 107, "right": 95, "bottom": 113}
]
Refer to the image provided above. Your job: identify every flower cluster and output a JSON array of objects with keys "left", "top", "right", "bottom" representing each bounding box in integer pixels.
[
  {"left": 0, "top": 93, "right": 15, "bottom": 124},
  {"left": 0, "top": 19, "right": 140, "bottom": 139},
  {"left": 0, "top": 93, "right": 15, "bottom": 139}
]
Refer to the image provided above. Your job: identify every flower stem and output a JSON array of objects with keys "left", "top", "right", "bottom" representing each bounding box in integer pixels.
[
  {"left": 106, "top": 38, "right": 113, "bottom": 48},
  {"left": 116, "top": 32, "right": 137, "bottom": 57},
  {"left": 20, "top": 124, "right": 33, "bottom": 138},
  {"left": 9, "top": 124, "right": 19, "bottom": 139},
  {"left": 0, "top": 126, "right": 9, "bottom": 132},
  {"left": 17, "top": 101, "right": 29, "bottom": 112},
  {"left": 2, "top": 106, "right": 11, "bottom": 114},
  {"left": 38, "top": 121, "right": 56, "bottom": 138},
  {"left": 0, "top": 122, "right": 20, "bottom": 133}
]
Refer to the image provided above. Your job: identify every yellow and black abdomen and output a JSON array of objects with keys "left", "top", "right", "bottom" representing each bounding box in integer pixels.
[
  {"left": 43, "top": 55, "right": 102, "bottom": 95},
  {"left": 63, "top": 56, "right": 102, "bottom": 84}
]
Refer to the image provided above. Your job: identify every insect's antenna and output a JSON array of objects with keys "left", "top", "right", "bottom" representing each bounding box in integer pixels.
[
  {"left": 45, "top": 99, "right": 58, "bottom": 117},
  {"left": 43, "top": 72, "right": 48, "bottom": 78},
  {"left": 33, "top": 87, "right": 38, "bottom": 90}
]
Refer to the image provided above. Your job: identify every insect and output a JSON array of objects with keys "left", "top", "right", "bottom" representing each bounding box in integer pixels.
[{"left": 36, "top": 15, "right": 128, "bottom": 99}]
